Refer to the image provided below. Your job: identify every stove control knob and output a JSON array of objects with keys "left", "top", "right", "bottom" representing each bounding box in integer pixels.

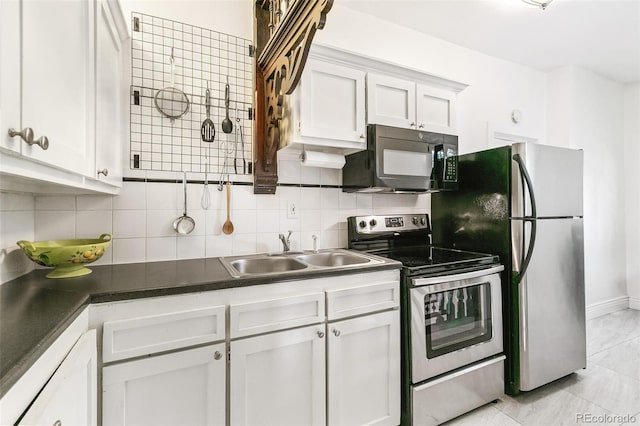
[
  {"left": 369, "top": 219, "right": 377, "bottom": 227},
  {"left": 359, "top": 220, "right": 367, "bottom": 229},
  {"left": 420, "top": 217, "right": 427, "bottom": 226},
  {"left": 412, "top": 217, "right": 419, "bottom": 225}
]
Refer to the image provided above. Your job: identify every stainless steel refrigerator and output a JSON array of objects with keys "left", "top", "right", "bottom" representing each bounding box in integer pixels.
[{"left": 431, "top": 142, "right": 586, "bottom": 395}]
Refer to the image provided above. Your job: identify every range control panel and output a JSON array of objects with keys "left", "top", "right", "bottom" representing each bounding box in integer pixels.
[{"left": 350, "top": 214, "right": 430, "bottom": 235}]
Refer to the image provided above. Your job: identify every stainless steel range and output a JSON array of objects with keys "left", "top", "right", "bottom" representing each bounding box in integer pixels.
[{"left": 348, "top": 213, "right": 506, "bottom": 425}]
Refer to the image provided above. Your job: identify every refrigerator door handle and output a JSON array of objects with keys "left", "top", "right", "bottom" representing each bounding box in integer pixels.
[{"left": 512, "top": 153, "right": 537, "bottom": 285}]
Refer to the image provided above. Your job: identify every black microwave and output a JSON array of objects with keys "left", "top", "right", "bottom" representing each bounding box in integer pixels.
[{"left": 342, "top": 124, "right": 458, "bottom": 193}]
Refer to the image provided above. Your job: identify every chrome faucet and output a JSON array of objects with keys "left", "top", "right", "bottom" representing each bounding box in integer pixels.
[{"left": 279, "top": 230, "right": 292, "bottom": 252}]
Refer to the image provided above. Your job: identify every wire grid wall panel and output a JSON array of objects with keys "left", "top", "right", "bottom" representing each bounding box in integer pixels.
[{"left": 130, "top": 12, "right": 254, "bottom": 175}]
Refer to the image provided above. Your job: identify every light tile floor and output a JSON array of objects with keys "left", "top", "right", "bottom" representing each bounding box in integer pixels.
[{"left": 445, "top": 309, "right": 640, "bottom": 426}]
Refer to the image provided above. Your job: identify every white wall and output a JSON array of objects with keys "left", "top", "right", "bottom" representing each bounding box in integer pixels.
[
  {"left": 546, "top": 66, "right": 628, "bottom": 310},
  {"left": 624, "top": 83, "right": 640, "bottom": 309},
  {"left": 0, "top": 193, "right": 35, "bottom": 282}
]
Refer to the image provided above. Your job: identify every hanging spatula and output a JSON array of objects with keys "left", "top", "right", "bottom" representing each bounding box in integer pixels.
[{"left": 201, "top": 82, "right": 215, "bottom": 143}]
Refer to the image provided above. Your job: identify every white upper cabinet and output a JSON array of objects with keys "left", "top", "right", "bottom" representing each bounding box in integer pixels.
[
  {"left": 368, "top": 72, "right": 461, "bottom": 135},
  {"left": 416, "top": 83, "right": 458, "bottom": 135},
  {"left": 95, "top": 0, "right": 127, "bottom": 187},
  {"left": 367, "top": 73, "right": 416, "bottom": 129},
  {"left": 0, "top": 0, "right": 127, "bottom": 194},
  {"left": 21, "top": 0, "right": 94, "bottom": 174},
  {"left": 281, "top": 53, "right": 367, "bottom": 155}
]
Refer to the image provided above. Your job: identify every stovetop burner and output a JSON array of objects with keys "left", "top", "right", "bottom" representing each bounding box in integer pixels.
[{"left": 348, "top": 213, "right": 500, "bottom": 276}]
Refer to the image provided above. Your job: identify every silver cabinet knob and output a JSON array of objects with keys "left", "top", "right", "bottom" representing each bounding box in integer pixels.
[
  {"left": 410, "top": 122, "right": 416, "bottom": 127},
  {"left": 359, "top": 134, "right": 365, "bottom": 139},
  {"left": 97, "top": 168, "right": 109, "bottom": 177},
  {"left": 332, "top": 328, "right": 341, "bottom": 337},
  {"left": 419, "top": 124, "right": 424, "bottom": 129},
  {"left": 8, "top": 128, "right": 49, "bottom": 150},
  {"left": 317, "top": 330, "right": 325, "bottom": 338},
  {"left": 214, "top": 351, "right": 222, "bottom": 360}
]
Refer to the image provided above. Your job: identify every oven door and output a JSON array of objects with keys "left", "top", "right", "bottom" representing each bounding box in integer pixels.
[{"left": 410, "top": 266, "right": 504, "bottom": 383}]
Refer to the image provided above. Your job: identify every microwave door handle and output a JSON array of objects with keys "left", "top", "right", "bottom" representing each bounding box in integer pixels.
[{"left": 512, "top": 153, "right": 537, "bottom": 285}]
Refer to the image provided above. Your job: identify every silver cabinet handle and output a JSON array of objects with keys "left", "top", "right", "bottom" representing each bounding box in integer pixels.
[
  {"left": 359, "top": 134, "right": 365, "bottom": 139},
  {"left": 419, "top": 124, "right": 424, "bottom": 129},
  {"left": 317, "top": 330, "right": 325, "bottom": 338},
  {"left": 97, "top": 168, "right": 109, "bottom": 177},
  {"left": 8, "top": 128, "right": 49, "bottom": 150},
  {"left": 332, "top": 328, "right": 340, "bottom": 337},
  {"left": 410, "top": 122, "right": 416, "bottom": 127},
  {"left": 214, "top": 351, "right": 222, "bottom": 360}
]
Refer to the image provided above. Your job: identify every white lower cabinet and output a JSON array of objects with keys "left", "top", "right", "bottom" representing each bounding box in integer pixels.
[
  {"left": 327, "top": 310, "right": 401, "bottom": 426},
  {"left": 18, "top": 329, "right": 97, "bottom": 426},
  {"left": 230, "top": 325, "right": 327, "bottom": 426},
  {"left": 102, "top": 342, "right": 226, "bottom": 426}
]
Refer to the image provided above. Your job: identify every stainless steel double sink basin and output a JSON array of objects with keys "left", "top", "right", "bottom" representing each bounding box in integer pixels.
[{"left": 220, "top": 249, "right": 383, "bottom": 278}]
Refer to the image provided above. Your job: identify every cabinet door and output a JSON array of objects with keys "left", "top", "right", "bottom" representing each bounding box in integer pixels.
[
  {"left": 19, "top": 329, "right": 97, "bottom": 426},
  {"left": 95, "top": 0, "right": 124, "bottom": 187},
  {"left": 416, "top": 84, "right": 457, "bottom": 134},
  {"left": 299, "top": 59, "right": 366, "bottom": 143},
  {"left": 367, "top": 73, "right": 416, "bottom": 129},
  {"left": 103, "top": 343, "right": 226, "bottom": 426},
  {"left": 0, "top": 0, "right": 21, "bottom": 153},
  {"left": 21, "top": 0, "right": 94, "bottom": 173},
  {"left": 328, "top": 310, "right": 400, "bottom": 426},
  {"left": 230, "top": 325, "right": 326, "bottom": 426}
]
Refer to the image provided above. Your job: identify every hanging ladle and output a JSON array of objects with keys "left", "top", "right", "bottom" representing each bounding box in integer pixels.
[{"left": 173, "top": 172, "right": 195, "bottom": 234}]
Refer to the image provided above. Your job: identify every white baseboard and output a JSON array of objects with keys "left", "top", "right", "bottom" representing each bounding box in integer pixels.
[
  {"left": 586, "top": 296, "right": 629, "bottom": 320},
  {"left": 629, "top": 297, "right": 640, "bottom": 310}
]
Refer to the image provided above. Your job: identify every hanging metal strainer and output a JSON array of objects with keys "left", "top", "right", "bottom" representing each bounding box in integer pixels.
[{"left": 154, "top": 47, "right": 190, "bottom": 121}]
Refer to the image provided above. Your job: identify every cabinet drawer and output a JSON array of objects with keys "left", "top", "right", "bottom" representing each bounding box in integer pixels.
[
  {"left": 230, "top": 293, "right": 324, "bottom": 339},
  {"left": 326, "top": 281, "right": 399, "bottom": 320},
  {"left": 103, "top": 305, "right": 225, "bottom": 363}
]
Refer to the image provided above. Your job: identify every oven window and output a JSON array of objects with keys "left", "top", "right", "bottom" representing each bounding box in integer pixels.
[{"left": 424, "top": 282, "right": 492, "bottom": 358}]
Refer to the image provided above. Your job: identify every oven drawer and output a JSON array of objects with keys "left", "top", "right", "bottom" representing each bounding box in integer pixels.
[{"left": 412, "top": 355, "right": 505, "bottom": 426}]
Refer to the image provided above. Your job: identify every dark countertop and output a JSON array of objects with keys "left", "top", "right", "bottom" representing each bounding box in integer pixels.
[{"left": 0, "top": 255, "right": 400, "bottom": 398}]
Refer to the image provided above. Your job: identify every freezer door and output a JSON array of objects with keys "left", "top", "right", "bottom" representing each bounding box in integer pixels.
[
  {"left": 512, "top": 143, "right": 583, "bottom": 218},
  {"left": 516, "top": 217, "right": 586, "bottom": 391}
]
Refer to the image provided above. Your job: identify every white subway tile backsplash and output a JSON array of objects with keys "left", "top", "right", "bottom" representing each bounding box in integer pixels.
[
  {"left": 300, "top": 165, "right": 321, "bottom": 185},
  {"left": 300, "top": 188, "right": 321, "bottom": 210},
  {"left": 300, "top": 210, "right": 322, "bottom": 232},
  {"left": 320, "top": 168, "right": 341, "bottom": 186},
  {"left": 277, "top": 159, "right": 301, "bottom": 184},
  {"left": 176, "top": 235, "right": 206, "bottom": 260},
  {"left": 35, "top": 195, "right": 76, "bottom": 211},
  {"left": 146, "top": 182, "right": 178, "bottom": 210},
  {"left": 76, "top": 210, "right": 112, "bottom": 239},
  {"left": 206, "top": 234, "right": 233, "bottom": 257},
  {"left": 256, "top": 210, "right": 279, "bottom": 234},
  {"left": 35, "top": 211, "right": 76, "bottom": 240},
  {"left": 339, "top": 191, "right": 357, "bottom": 209},
  {"left": 1, "top": 249, "right": 34, "bottom": 283},
  {"left": 76, "top": 195, "right": 113, "bottom": 211},
  {"left": 278, "top": 187, "right": 301, "bottom": 210},
  {"left": 356, "top": 193, "right": 373, "bottom": 210},
  {"left": 113, "top": 210, "right": 146, "bottom": 238},
  {"left": 232, "top": 210, "right": 257, "bottom": 234},
  {"left": 112, "top": 238, "right": 146, "bottom": 264},
  {"left": 147, "top": 236, "right": 177, "bottom": 261},
  {"left": 231, "top": 233, "right": 257, "bottom": 255},
  {"left": 255, "top": 193, "right": 280, "bottom": 210},
  {"left": 257, "top": 232, "right": 281, "bottom": 254},
  {"left": 0, "top": 192, "right": 35, "bottom": 211},
  {"left": 1, "top": 210, "right": 34, "bottom": 248},
  {"left": 320, "top": 188, "right": 341, "bottom": 210},
  {"left": 146, "top": 210, "right": 179, "bottom": 237},
  {"left": 231, "top": 185, "right": 256, "bottom": 210}
]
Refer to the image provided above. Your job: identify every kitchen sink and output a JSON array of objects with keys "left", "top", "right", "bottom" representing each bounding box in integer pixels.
[
  {"left": 220, "top": 249, "right": 384, "bottom": 278},
  {"left": 295, "top": 252, "right": 372, "bottom": 267}
]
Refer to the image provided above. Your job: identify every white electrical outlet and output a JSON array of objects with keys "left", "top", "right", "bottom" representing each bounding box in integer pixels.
[{"left": 287, "top": 200, "right": 299, "bottom": 218}]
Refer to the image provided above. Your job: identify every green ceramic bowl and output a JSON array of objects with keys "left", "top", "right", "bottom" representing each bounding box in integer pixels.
[{"left": 17, "top": 234, "right": 112, "bottom": 279}]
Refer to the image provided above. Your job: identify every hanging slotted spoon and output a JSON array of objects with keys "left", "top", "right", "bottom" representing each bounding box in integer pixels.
[{"left": 201, "top": 82, "right": 215, "bottom": 143}]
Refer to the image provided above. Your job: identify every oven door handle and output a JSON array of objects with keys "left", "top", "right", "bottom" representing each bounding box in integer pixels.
[{"left": 410, "top": 265, "right": 504, "bottom": 287}]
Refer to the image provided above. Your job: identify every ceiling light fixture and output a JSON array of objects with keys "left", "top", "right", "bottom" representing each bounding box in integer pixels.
[{"left": 521, "top": 0, "right": 554, "bottom": 10}]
